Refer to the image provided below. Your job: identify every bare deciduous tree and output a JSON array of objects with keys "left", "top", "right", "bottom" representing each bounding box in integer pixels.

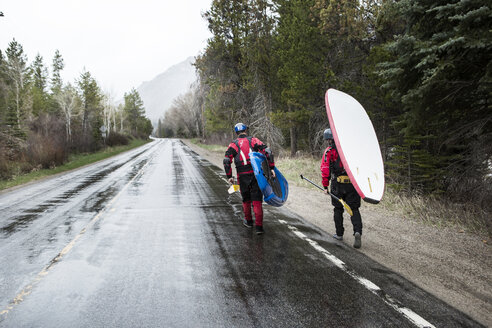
[
  {"left": 249, "top": 88, "right": 283, "bottom": 153},
  {"left": 102, "top": 91, "right": 117, "bottom": 135},
  {"left": 55, "top": 84, "right": 80, "bottom": 142},
  {"left": 161, "top": 85, "right": 204, "bottom": 138}
]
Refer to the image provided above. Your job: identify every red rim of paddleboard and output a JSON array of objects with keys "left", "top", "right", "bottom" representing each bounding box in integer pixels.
[{"left": 325, "top": 89, "right": 367, "bottom": 201}]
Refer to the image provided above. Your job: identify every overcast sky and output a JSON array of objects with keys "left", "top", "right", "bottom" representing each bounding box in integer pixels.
[{"left": 0, "top": 0, "right": 212, "bottom": 98}]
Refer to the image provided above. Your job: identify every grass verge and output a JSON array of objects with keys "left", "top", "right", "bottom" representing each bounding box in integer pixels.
[
  {"left": 275, "top": 156, "right": 321, "bottom": 188},
  {"left": 189, "top": 138, "right": 224, "bottom": 154},
  {"left": 0, "top": 138, "right": 152, "bottom": 191},
  {"left": 381, "top": 189, "right": 489, "bottom": 236}
]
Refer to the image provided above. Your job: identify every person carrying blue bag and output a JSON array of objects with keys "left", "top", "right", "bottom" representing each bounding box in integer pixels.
[{"left": 223, "top": 123, "right": 275, "bottom": 235}]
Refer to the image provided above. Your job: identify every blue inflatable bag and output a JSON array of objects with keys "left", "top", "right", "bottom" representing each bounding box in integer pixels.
[{"left": 250, "top": 152, "right": 289, "bottom": 207}]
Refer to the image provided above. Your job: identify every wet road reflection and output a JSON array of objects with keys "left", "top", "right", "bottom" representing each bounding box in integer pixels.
[{"left": 0, "top": 139, "right": 483, "bottom": 328}]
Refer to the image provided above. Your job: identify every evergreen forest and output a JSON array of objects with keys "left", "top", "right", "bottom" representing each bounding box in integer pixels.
[{"left": 157, "top": 0, "right": 491, "bottom": 225}]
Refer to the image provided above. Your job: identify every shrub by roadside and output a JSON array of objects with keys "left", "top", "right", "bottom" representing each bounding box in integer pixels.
[
  {"left": 27, "top": 113, "right": 68, "bottom": 169},
  {"left": 0, "top": 138, "right": 151, "bottom": 191},
  {"left": 105, "top": 132, "right": 130, "bottom": 147},
  {"left": 0, "top": 132, "right": 31, "bottom": 180},
  {"left": 27, "top": 132, "right": 66, "bottom": 169}
]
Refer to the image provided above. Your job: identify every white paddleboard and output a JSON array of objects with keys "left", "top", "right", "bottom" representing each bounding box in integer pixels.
[{"left": 325, "top": 89, "right": 385, "bottom": 203}]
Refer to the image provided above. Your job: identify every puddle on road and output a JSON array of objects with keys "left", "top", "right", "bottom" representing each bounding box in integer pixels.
[
  {"left": 0, "top": 214, "right": 39, "bottom": 236},
  {"left": 58, "top": 149, "right": 149, "bottom": 200},
  {"left": 171, "top": 141, "right": 186, "bottom": 205},
  {"left": 81, "top": 185, "right": 119, "bottom": 213},
  {"left": 0, "top": 202, "right": 61, "bottom": 236},
  {"left": 46, "top": 199, "right": 64, "bottom": 204},
  {"left": 127, "top": 159, "right": 148, "bottom": 182},
  {"left": 126, "top": 158, "right": 150, "bottom": 195},
  {"left": 23, "top": 204, "right": 51, "bottom": 213}
]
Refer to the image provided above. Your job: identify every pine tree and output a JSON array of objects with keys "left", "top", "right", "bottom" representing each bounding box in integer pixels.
[
  {"left": 0, "top": 50, "right": 8, "bottom": 128},
  {"left": 51, "top": 50, "right": 64, "bottom": 94},
  {"left": 30, "top": 53, "right": 49, "bottom": 116},
  {"left": 378, "top": 0, "right": 492, "bottom": 195},
  {"left": 241, "top": 0, "right": 282, "bottom": 148},
  {"left": 123, "top": 88, "right": 146, "bottom": 136},
  {"left": 197, "top": 0, "right": 254, "bottom": 136},
  {"left": 4, "top": 39, "right": 30, "bottom": 136},
  {"left": 77, "top": 70, "right": 102, "bottom": 150},
  {"left": 272, "top": 0, "right": 329, "bottom": 156},
  {"left": 32, "top": 54, "right": 47, "bottom": 91}
]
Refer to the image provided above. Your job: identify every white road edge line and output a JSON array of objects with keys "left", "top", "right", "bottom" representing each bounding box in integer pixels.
[
  {"left": 278, "top": 219, "right": 436, "bottom": 328},
  {"left": 0, "top": 148, "right": 155, "bottom": 321}
]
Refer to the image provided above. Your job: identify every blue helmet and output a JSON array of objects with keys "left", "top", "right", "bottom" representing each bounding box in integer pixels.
[{"left": 234, "top": 123, "right": 248, "bottom": 133}]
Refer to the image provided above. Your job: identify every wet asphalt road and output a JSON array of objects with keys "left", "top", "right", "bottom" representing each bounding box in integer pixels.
[{"left": 0, "top": 139, "right": 483, "bottom": 327}]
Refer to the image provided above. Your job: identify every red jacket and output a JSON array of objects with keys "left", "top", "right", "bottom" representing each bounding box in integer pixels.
[
  {"left": 320, "top": 146, "right": 345, "bottom": 188},
  {"left": 224, "top": 135, "right": 274, "bottom": 178}
]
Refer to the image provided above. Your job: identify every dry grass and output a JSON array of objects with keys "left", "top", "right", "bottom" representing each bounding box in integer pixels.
[
  {"left": 275, "top": 155, "right": 321, "bottom": 188},
  {"left": 381, "top": 189, "right": 490, "bottom": 236},
  {"left": 277, "top": 154, "right": 490, "bottom": 236},
  {"left": 190, "top": 138, "right": 224, "bottom": 154}
]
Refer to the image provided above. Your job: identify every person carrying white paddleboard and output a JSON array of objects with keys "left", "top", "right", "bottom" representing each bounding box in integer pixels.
[
  {"left": 223, "top": 123, "right": 275, "bottom": 235},
  {"left": 320, "top": 128, "right": 363, "bottom": 248}
]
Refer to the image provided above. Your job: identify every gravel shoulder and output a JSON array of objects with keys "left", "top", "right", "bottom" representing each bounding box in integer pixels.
[{"left": 182, "top": 139, "right": 492, "bottom": 327}]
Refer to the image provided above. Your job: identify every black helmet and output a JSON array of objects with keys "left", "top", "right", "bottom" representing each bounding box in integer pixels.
[{"left": 323, "top": 128, "right": 333, "bottom": 140}]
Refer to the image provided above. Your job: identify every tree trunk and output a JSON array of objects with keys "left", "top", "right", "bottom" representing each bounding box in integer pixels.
[
  {"left": 83, "top": 109, "right": 88, "bottom": 137},
  {"left": 66, "top": 114, "right": 71, "bottom": 142},
  {"left": 15, "top": 81, "right": 21, "bottom": 129},
  {"left": 289, "top": 104, "right": 297, "bottom": 157},
  {"left": 200, "top": 85, "right": 205, "bottom": 140},
  {"left": 290, "top": 125, "right": 297, "bottom": 157}
]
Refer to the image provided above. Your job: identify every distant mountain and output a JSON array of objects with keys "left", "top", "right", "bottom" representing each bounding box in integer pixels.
[{"left": 137, "top": 57, "right": 197, "bottom": 124}]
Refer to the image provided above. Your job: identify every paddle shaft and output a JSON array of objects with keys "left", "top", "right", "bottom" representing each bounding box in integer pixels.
[
  {"left": 299, "top": 175, "right": 353, "bottom": 216},
  {"left": 300, "top": 175, "right": 339, "bottom": 199}
]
